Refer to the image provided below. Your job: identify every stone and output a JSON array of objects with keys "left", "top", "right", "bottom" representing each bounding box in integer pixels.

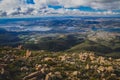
[
  {"left": 23, "top": 71, "right": 40, "bottom": 80},
  {"left": 25, "top": 50, "right": 31, "bottom": 58},
  {"left": 0, "top": 68, "right": 5, "bottom": 74},
  {"left": 44, "top": 57, "right": 53, "bottom": 61},
  {"left": 35, "top": 64, "right": 42, "bottom": 71},
  {"left": 21, "top": 66, "right": 29, "bottom": 71},
  {"left": 54, "top": 71, "right": 62, "bottom": 78},
  {"left": 72, "top": 71, "right": 78, "bottom": 76},
  {"left": 98, "top": 66, "right": 105, "bottom": 72},
  {"left": 45, "top": 72, "right": 53, "bottom": 80},
  {"left": 85, "top": 64, "right": 90, "bottom": 70},
  {"left": 106, "top": 66, "right": 114, "bottom": 72}
]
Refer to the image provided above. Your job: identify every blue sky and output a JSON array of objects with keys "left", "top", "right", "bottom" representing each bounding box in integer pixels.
[
  {"left": 0, "top": 0, "right": 120, "bottom": 17},
  {"left": 26, "top": 0, "right": 34, "bottom": 4},
  {"left": 27, "top": 0, "right": 120, "bottom": 12},
  {"left": 27, "top": 0, "right": 117, "bottom": 12}
]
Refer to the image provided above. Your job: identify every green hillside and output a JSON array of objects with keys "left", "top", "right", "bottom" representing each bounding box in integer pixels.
[{"left": 67, "top": 39, "right": 120, "bottom": 58}]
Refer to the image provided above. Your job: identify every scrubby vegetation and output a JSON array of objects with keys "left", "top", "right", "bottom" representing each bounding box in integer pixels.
[
  {"left": 0, "top": 47, "right": 120, "bottom": 80},
  {"left": 0, "top": 29, "right": 120, "bottom": 80},
  {"left": 24, "top": 35, "right": 84, "bottom": 51},
  {"left": 0, "top": 16, "right": 120, "bottom": 80},
  {"left": 0, "top": 30, "right": 120, "bottom": 57}
]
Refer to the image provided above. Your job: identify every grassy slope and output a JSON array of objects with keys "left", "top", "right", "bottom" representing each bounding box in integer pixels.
[{"left": 67, "top": 40, "right": 120, "bottom": 58}]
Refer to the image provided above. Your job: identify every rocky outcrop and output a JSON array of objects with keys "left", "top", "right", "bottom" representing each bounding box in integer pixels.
[
  {"left": 25, "top": 50, "right": 31, "bottom": 58},
  {"left": 23, "top": 71, "right": 41, "bottom": 80}
]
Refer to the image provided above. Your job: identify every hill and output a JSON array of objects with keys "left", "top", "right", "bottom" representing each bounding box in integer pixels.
[
  {"left": 68, "top": 32, "right": 120, "bottom": 58},
  {"left": 0, "top": 47, "right": 120, "bottom": 80}
]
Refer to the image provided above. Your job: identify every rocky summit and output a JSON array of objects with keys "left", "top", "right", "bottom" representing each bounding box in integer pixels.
[{"left": 0, "top": 47, "right": 120, "bottom": 80}]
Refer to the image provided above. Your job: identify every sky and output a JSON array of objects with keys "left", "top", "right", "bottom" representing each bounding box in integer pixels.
[{"left": 0, "top": 0, "right": 120, "bottom": 17}]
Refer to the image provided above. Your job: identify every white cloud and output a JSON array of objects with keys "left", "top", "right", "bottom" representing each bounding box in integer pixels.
[
  {"left": 34, "top": 0, "right": 47, "bottom": 8},
  {"left": 90, "top": 0, "right": 120, "bottom": 10},
  {"left": 0, "top": 0, "right": 25, "bottom": 10},
  {"left": 45, "top": 0, "right": 120, "bottom": 10},
  {"left": 57, "top": 0, "right": 88, "bottom": 8},
  {"left": 0, "top": 0, "right": 119, "bottom": 17}
]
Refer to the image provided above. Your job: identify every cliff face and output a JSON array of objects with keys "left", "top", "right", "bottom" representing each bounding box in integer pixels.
[{"left": 0, "top": 47, "right": 120, "bottom": 80}]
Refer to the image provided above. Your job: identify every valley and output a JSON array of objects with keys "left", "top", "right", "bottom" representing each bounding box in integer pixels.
[{"left": 0, "top": 17, "right": 120, "bottom": 80}]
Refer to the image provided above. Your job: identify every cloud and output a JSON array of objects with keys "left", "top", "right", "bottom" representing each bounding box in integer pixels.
[
  {"left": 46, "top": 0, "right": 120, "bottom": 10},
  {"left": 57, "top": 0, "right": 88, "bottom": 8},
  {"left": 34, "top": 0, "right": 47, "bottom": 8},
  {"left": 0, "top": 0, "right": 120, "bottom": 17},
  {"left": 0, "top": 0, "right": 25, "bottom": 10},
  {"left": 89, "top": 0, "right": 120, "bottom": 10}
]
